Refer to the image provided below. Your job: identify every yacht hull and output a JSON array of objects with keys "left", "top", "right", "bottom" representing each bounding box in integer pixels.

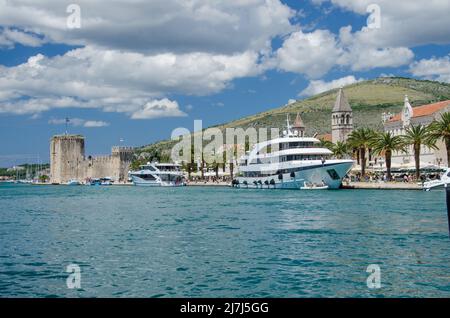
[
  {"left": 235, "top": 161, "right": 353, "bottom": 190},
  {"left": 131, "top": 176, "right": 185, "bottom": 187}
]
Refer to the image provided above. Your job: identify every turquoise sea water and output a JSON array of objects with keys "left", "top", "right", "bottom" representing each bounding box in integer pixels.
[{"left": 0, "top": 183, "right": 449, "bottom": 298}]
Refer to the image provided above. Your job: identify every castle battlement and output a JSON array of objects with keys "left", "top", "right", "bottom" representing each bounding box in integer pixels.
[
  {"left": 51, "top": 134, "right": 85, "bottom": 141},
  {"left": 91, "top": 155, "right": 112, "bottom": 162},
  {"left": 112, "top": 146, "right": 134, "bottom": 153}
]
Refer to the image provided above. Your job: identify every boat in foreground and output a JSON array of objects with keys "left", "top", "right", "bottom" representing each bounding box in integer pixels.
[
  {"left": 423, "top": 168, "right": 450, "bottom": 191},
  {"left": 130, "top": 163, "right": 185, "bottom": 187},
  {"left": 234, "top": 115, "right": 354, "bottom": 190}
]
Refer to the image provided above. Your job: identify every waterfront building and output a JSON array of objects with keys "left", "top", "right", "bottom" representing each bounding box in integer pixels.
[
  {"left": 383, "top": 97, "right": 450, "bottom": 168},
  {"left": 50, "top": 134, "right": 133, "bottom": 184}
]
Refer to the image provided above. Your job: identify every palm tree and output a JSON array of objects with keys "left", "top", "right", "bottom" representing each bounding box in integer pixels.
[
  {"left": 369, "top": 132, "right": 405, "bottom": 181},
  {"left": 347, "top": 128, "right": 375, "bottom": 177},
  {"left": 429, "top": 112, "right": 450, "bottom": 166},
  {"left": 318, "top": 139, "right": 334, "bottom": 151},
  {"left": 401, "top": 124, "right": 437, "bottom": 180},
  {"left": 332, "top": 141, "right": 349, "bottom": 159}
]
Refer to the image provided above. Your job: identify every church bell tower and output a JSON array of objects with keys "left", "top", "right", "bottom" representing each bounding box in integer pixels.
[{"left": 331, "top": 88, "right": 353, "bottom": 144}]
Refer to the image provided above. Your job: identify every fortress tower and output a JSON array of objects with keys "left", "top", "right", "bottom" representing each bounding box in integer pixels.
[
  {"left": 50, "top": 135, "right": 85, "bottom": 184},
  {"left": 111, "top": 147, "right": 134, "bottom": 182},
  {"left": 331, "top": 88, "right": 353, "bottom": 144}
]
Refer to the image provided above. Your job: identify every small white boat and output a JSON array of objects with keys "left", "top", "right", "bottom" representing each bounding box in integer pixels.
[
  {"left": 67, "top": 179, "right": 81, "bottom": 185},
  {"left": 100, "top": 177, "right": 113, "bottom": 186},
  {"left": 423, "top": 168, "right": 450, "bottom": 191},
  {"left": 300, "top": 182, "right": 329, "bottom": 190}
]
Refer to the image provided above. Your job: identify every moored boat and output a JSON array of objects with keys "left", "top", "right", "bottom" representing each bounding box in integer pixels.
[
  {"left": 130, "top": 162, "right": 185, "bottom": 187},
  {"left": 234, "top": 114, "right": 354, "bottom": 190},
  {"left": 67, "top": 179, "right": 81, "bottom": 185},
  {"left": 423, "top": 168, "right": 450, "bottom": 191}
]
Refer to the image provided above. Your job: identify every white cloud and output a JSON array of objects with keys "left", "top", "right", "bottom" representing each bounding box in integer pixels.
[
  {"left": 275, "top": 29, "right": 342, "bottom": 78},
  {"left": 299, "top": 75, "right": 363, "bottom": 97},
  {"left": 409, "top": 55, "right": 450, "bottom": 83},
  {"left": 0, "top": 47, "right": 261, "bottom": 117},
  {"left": 287, "top": 99, "right": 296, "bottom": 105},
  {"left": 48, "top": 117, "right": 110, "bottom": 128},
  {"left": 0, "top": 0, "right": 295, "bottom": 54},
  {"left": 130, "top": 99, "right": 186, "bottom": 119},
  {"left": 275, "top": 26, "right": 414, "bottom": 77},
  {"left": 83, "top": 120, "right": 110, "bottom": 128},
  {"left": 0, "top": 1, "right": 297, "bottom": 118},
  {"left": 337, "top": 26, "right": 414, "bottom": 71},
  {"left": 0, "top": 0, "right": 448, "bottom": 119},
  {"left": 0, "top": 28, "right": 44, "bottom": 48},
  {"left": 316, "top": 0, "right": 450, "bottom": 47}
]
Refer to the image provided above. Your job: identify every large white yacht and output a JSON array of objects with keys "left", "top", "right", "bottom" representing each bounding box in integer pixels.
[
  {"left": 234, "top": 114, "right": 354, "bottom": 190},
  {"left": 130, "top": 162, "right": 185, "bottom": 187}
]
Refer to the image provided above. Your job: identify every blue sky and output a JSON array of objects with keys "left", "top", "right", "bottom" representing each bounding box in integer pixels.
[{"left": 0, "top": 0, "right": 449, "bottom": 167}]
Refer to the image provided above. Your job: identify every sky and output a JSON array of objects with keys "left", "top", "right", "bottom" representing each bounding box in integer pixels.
[{"left": 0, "top": 0, "right": 450, "bottom": 167}]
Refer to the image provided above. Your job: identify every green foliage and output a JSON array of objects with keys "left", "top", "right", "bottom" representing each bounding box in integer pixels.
[
  {"left": 317, "top": 139, "right": 333, "bottom": 150},
  {"left": 332, "top": 141, "right": 350, "bottom": 159},
  {"left": 39, "top": 175, "right": 49, "bottom": 183},
  {"left": 369, "top": 132, "right": 405, "bottom": 156},
  {"left": 401, "top": 124, "right": 436, "bottom": 149},
  {"left": 347, "top": 128, "right": 377, "bottom": 176},
  {"left": 401, "top": 124, "right": 437, "bottom": 179},
  {"left": 369, "top": 131, "right": 405, "bottom": 180},
  {"left": 0, "top": 164, "right": 50, "bottom": 178},
  {"left": 347, "top": 127, "right": 377, "bottom": 150}
]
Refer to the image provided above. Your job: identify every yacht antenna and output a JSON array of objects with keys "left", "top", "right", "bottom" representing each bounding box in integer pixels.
[
  {"left": 286, "top": 114, "right": 291, "bottom": 131},
  {"left": 286, "top": 114, "right": 292, "bottom": 136}
]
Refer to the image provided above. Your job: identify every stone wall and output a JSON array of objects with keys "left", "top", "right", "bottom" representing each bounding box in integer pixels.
[{"left": 50, "top": 135, "right": 133, "bottom": 184}]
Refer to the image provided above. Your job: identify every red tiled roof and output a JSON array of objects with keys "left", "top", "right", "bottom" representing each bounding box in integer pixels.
[
  {"left": 389, "top": 100, "right": 450, "bottom": 122},
  {"left": 317, "top": 133, "right": 332, "bottom": 142}
]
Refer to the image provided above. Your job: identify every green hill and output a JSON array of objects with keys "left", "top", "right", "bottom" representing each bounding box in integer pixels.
[{"left": 137, "top": 77, "right": 450, "bottom": 159}]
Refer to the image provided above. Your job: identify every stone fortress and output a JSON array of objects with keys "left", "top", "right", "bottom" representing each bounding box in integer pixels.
[{"left": 50, "top": 135, "right": 133, "bottom": 184}]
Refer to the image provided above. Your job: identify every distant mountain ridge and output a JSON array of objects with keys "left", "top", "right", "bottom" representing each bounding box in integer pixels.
[{"left": 138, "top": 77, "right": 450, "bottom": 156}]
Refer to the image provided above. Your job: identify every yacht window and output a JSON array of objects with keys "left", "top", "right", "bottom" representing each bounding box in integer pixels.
[
  {"left": 141, "top": 174, "right": 156, "bottom": 181},
  {"left": 327, "top": 169, "right": 340, "bottom": 180}
]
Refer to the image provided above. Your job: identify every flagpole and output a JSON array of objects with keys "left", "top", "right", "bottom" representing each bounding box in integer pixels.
[{"left": 65, "top": 117, "right": 70, "bottom": 135}]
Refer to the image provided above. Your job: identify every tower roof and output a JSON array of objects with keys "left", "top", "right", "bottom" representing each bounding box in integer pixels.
[
  {"left": 332, "top": 88, "right": 352, "bottom": 112},
  {"left": 292, "top": 112, "right": 305, "bottom": 129}
]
